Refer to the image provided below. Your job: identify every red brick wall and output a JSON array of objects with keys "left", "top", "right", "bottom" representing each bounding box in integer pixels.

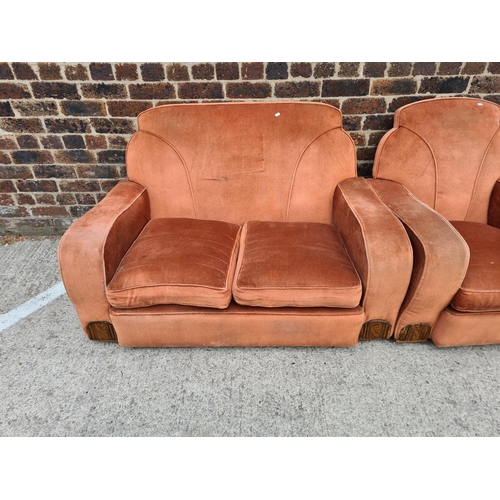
[{"left": 1, "top": 62, "right": 499, "bottom": 235}]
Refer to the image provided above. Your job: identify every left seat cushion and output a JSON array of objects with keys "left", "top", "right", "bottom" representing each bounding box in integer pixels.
[
  {"left": 107, "top": 218, "right": 241, "bottom": 309},
  {"left": 233, "top": 221, "right": 362, "bottom": 308}
]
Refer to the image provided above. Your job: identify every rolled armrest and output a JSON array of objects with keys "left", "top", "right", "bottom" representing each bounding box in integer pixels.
[
  {"left": 333, "top": 177, "right": 413, "bottom": 337},
  {"left": 368, "top": 178, "right": 470, "bottom": 341},
  {"left": 488, "top": 179, "right": 500, "bottom": 229},
  {"left": 58, "top": 180, "right": 150, "bottom": 334}
]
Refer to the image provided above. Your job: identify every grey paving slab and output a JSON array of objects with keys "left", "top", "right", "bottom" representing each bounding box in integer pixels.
[{"left": 1, "top": 238, "right": 500, "bottom": 436}]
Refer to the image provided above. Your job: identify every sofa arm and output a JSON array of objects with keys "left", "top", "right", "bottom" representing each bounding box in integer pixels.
[
  {"left": 58, "top": 180, "right": 150, "bottom": 337},
  {"left": 368, "top": 178, "right": 470, "bottom": 342},
  {"left": 333, "top": 177, "right": 413, "bottom": 339},
  {"left": 488, "top": 179, "right": 500, "bottom": 229}
]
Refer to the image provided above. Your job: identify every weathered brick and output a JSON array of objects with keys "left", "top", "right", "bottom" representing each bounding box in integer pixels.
[
  {"left": 216, "top": 63, "right": 239, "bottom": 80},
  {"left": 32, "top": 206, "right": 69, "bottom": 216},
  {"left": 166, "top": 63, "right": 190, "bottom": 81},
  {"left": 44, "top": 118, "right": 91, "bottom": 133},
  {"left": 226, "top": 82, "right": 272, "bottom": 99},
  {"left": 388, "top": 63, "right": 412, "bottom": 77},
  {"left": 0, "top": 180, "right": 16, "bottom": 192},
  {"left": 371, "top": 78, "right": 417, "bottom": 95},
  {"left": 0, "top": 102, "right": 14, "bottom": 116},
  {"left": 313, "top": 63, "right": 335, "bottom": 78},
  {"left": 56, "top": 193, "right": 76, "bottom": 205},
  {"left": 119, "top": 165, "right": 127, "bottom": 178},
  {"left": 470, "top": 76, "right": 500, "bottom": 93},
  {"left": 75, "top": 193, "right": 96, "bottom": 205},
  {"left": 368, "top": 131, "right": 385, "bottom": 146},
  {"left": 97, "top": 150, "right": 125, "bottom": 163},
  {"left": 90, "top": 63, "right": 115, "bottom": 81},
  {"left": 115, "top": 63, "right": 138, "bottom": 81},
  {"left": 412, "top": 62, "right": 436, "bottom": 76},
  {"left": 322, "top": 79, "right": 370, "bottom": 97},
  {"left": 32, "top": 82, "right": 80, "bottom": 100},
  {"left": 0, "top": 137, "right": 18, "bottom": 149},
  {"left": 290, "top": 63, "right": 312, "bottom": 78},
  {"left": 12, "top": 100, "right": 59, "bottom": 116},
  {"left": 357, "top": 146, "right": 377, "bottom": 161},
  {"left": 363, "top": 114, "right": 393, "bottom": 130},
  {"left": 33, "top": 165, "right": 76, "bottom": 178},
  {"left": 16, "top": 180, "right": 58, "bottom": 192},
  {"left": 343, "top": 115, "right": 362, "bottom": 131},
  {"left": 96, "top": 193, "right": 108, "bottom": 203},
  {"left": 242, "top": 63, "right": 264, "bottom": 80},
  {"left": 35, "top": 193, "right": 56, "bottom": 205},
  {"left": 40, "top": 135, "right": 64, "bottom": 149},
  {"left": 60, "top": 100, "right": 106, "bottom": 116},
  {"left": 363, "top": 62, "right": 386, "bottom": 78},
  {"left": 12, "top": 150, "right": 53, "bottom": 164},
  {"left": 85, "top": 135, "right": 107, "bottom": 149},
  {"left": 0, "top": 206, "right": 29, "bottom": 217},
  {"left": 12, "top": 63, "right": 38, "bottom": 80},
  {"left": 38, "top": 63, "right": 62, "bottom": 80},
  {"left": 357, "top": 163, "right": 373, "bottom": 178},
  {"left": 70, "top": 206, "right": 93, "bottom": 217},
  {"left": 0, "top": 152, "right": 11, "bottom": 164},
  {"left": 54, "top": 150, "right": 96, "bottom": 164},
  {"left": 178, "top": 82, "right": 223, "bottom": 99},
  {"left": 462, "top": 62, "right": 486, "bottom": 74},
  {"left": 339, "top": 62, "right": 360, "bottom": 78},
  {"left": 312, "top": 98, "right": 341, "bottom": 108},
  {"left": 342, "top": 97, "right": 386, "bottom": 114},
  {"left": 0, "top": 83, "right": 32, "bottom": 99},
  {"left": 0, "top": 217, "right": 67, "bottom": 234},
  {"left": 129, "top": 83, "right": 175, "bottom": 99},
  {"left": 266, "top": 62, "right": 288, "bottom": 80},
  {"left": 487, "top": 63, "right": 500, "bottom": 74},
  {"left": 108, "top": 136, "right": 128, "bottom": 149},
  {"left": 100, "top": 180, "right": 120, "bottom": 191},
  {"left": 419, "top": 76, "right": 469, "bottom": 94},
  {"left": 0, "top": 63, "right": 14, "bottom": 80},
  {"left": 274, "top": 81, "right": 320, "bottom": 98},
  {"left": 349, "top": 132, "right": 366, "bottom": 146},
  {"left": 16, "top": 135, "right": 40, "bottom": 149},
  {"left": 0, "top": 166, "right": 33, "bottom": 179},
  {"left": 484, "top": 95, "right": 500, "bottom": 106},
  {"left": 80, "top": 83, "right": 127, "bottom": 99},
  {"left": 62, "top": 135, "right": 85, "bottom": 149},
  {"left": 438, "top": 62, "right": 462, "bottom": 75},
  {"left": 65, "top": 64, "right": 89, "bottom": 80},
  {"left": 388, "top": 95, "right": 435, "bottom": 113},
  {"left": 0, "top": 118, "right": 44, "bottom": 133},
  {"left": 192, "top": 63, "right": 214, "bottom": 80},
  {"left": 0, "top": 193, "right": 14, "bottom": 205},
  {"left": 107, "top": 101, "right": 152, "bottom": 117},
  {"left": 140, "top": 63, "right": 165, "bottom": 81},
  {"left": 90, "top": 118, "right": 136, "bottom": 134},
  {"left": 16, "top": 193, "right": 36, "bottom": 205},
  {"left": 59, "top": 180, "right": 100, "bottom": 192},
  {"left": 76, "top": 165, "right": 119, "bottom": 178}
]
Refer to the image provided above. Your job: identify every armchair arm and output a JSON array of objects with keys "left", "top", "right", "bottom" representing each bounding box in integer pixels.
[
  {"left": 368, "top": 179, "right": 470, "bottom": 342},
  {"left": 58, "top": 180, "right": 150, "bottom": 336},
  {"left": 333, "top": 177, "right": 413, "bottom": 339},
  {"left": 488, "top": 179, "right": 500, "bottom": 229}
]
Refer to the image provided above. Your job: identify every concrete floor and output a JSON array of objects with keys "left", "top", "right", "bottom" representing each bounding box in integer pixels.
[{"left": 1, "top": 237, "right": 500, "bottom": 436}]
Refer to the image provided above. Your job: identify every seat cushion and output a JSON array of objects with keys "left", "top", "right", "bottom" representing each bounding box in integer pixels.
[
  {"left": 107, "top": 218, "right": 241, "bottom": 309},
  {"left": 232, "top": 221, "right": 362, "bottom": 308},
  {"left": 451, "top": 221, "right": 500, "bottom": 312}
]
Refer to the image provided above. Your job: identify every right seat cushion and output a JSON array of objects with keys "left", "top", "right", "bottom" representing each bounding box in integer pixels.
[
  {"left": 107, "top": 218, "right": 241, "bottom": 309},
  {"left": 232, "top": 221, "right": 362, "bottom": 308},
  {"left": 451, "top": 221, "right": 500, "bottom": 312}
]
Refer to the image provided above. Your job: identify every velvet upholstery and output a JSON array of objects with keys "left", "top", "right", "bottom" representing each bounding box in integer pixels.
[
  {"left": 233, "top": 221, "right": 362, "bottom": 308},
  {"left": 107, "top": 218, "right": 241, "bottom": 309},
  {"left": 373, "top": 97, "right": 500, "bottom": 346}
]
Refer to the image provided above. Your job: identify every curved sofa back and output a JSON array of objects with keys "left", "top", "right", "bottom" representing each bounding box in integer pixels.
[{"left": 126, "top": 101, "right": 356, "bottom": 224}]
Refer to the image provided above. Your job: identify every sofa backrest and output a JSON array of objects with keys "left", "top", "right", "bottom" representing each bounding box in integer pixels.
[
  {"left": 373, "top": 97, "right": 500, "bottom": 223},
  {"left": 126, "top": 102, "right": 356, "bottom": 225}
]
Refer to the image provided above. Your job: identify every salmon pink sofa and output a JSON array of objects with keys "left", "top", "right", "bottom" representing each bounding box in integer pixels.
[
  {"left": 371, "top": 97, "right": 500, "bottom": 347},
  {"left": 58, "top": 101, "right": 413, "bottom": 347}
]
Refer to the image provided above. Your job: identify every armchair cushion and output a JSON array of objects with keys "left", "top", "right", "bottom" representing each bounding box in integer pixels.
[
  {"left": 451, "top": 221, "right": 500, "bottom": 312},
  {"left": 106, "top": 218, "right": 241, "bottom": 309},
  {"left": 232, "top": 221, "right": 362, "bottom": 308}
]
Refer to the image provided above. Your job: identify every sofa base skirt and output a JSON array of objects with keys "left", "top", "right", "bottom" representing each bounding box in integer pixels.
[
  {"left": 109, "top": 301, "right": 365, "bottom": 347},
  {"left": 431, "top": 307, "right": 500, "bottom": 347}
]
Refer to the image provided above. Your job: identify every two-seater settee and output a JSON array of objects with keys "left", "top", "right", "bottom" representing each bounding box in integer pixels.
[{"left": 59, "top": 101, "right": 414, "bottom": 347}]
